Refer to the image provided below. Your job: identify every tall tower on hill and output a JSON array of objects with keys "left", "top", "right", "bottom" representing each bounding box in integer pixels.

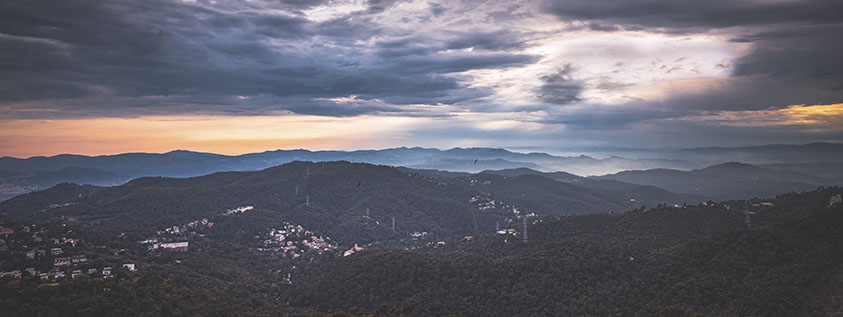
[{"left": 523, "top": 216, "right": 528, "bottom": 243}]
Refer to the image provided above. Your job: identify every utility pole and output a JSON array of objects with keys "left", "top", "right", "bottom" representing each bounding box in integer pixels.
[
  {"left": 744, "top": 201, "right": 751, "bottom": 228},
  {"left": 523, "top": 216, "right": 528, "bottom": 243}
]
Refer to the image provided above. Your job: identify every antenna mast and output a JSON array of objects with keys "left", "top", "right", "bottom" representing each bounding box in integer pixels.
[
  {"left": 523, "top": 216, "right": 528, "bottom": 243},
  {"left": 744, "top": 201, "right": 751, "bottom": 228}
]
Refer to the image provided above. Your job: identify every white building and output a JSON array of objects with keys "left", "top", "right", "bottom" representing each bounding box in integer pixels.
[{"left": 122, "top": 263, "right": 136, "bottom": 272}]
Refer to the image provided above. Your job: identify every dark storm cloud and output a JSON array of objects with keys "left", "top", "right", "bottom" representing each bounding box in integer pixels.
[
  {"left": 541, "top": 0, "right": 843, "bottom": 31},
  {"left": 538, "top": 64, "right": 583, "bottom": 105},
  {"left": 0, "top": 0, "right": 538, "bottom": 119},
  {"left": 733, "top": 24, "right": 843, "bottom": 80}
]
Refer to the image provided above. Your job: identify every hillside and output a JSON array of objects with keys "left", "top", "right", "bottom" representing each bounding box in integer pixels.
[
  {"left": 594, "top": 162, "right": 830, "bottom": 200},
  {"left": 2, "top": 181, "right": 841, "bottom": 315},
  {"left": 2, "top": 161, "right": 664, "bottom": 247},
  {"left": 453, "top": 173, "right": 636, "bottom": 215},
  {"left": 0, "top": 167, "right": 125, "bottom": 201},
  {"left": 480, "top": 168, "right": 707, "bottom": 206},
  {"left": 0, "top": 217, "right": 303, "bottom": 316},
  {"left": 284, "top": 187, "right": 843, "bottom": 316}
]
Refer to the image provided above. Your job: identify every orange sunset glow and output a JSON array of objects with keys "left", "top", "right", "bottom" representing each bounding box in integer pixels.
[{"left": 0, "top": 115, "right": 428, "bottom": 157}]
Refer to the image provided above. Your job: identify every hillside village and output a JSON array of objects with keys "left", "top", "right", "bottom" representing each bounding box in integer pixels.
[
  {"left": 0, "top": 221, "right": 139, "bottom": 286},
  {"left": 135, "top": 205, "right": 345, "bottom": 259}
]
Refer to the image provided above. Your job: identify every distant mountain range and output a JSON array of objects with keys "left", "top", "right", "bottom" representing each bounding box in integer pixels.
[
  {"left": 672, "top": 142, "right": 843, "bottom": 165},
  {"left": 0, "top": 147, "right": 701, "bottom": 200},
  {"left": 671, "top": 142, "right": 843, "bottom": 181},
  {"left": 595, "top": 162, "right": 832, "bottom": 201},
  {"left": 0, "top": 147, "right": 700, "bottom": 178},
  {"left": 0, "top": 161, "right": 711, "bottom": 245},
  {"left": 1, "top": 142, "right": 841, "bottom": 201}
]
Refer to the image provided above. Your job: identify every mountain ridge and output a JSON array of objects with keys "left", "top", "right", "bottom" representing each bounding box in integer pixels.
[
  {"left": 595, "top": 162, "right": 834, "bottom": 200},
  {"left": 0, "top": 147, "right": 700, "bottom": 201},
  {"left": 0, "top": 161, "right": 707, "bottom": 246}
]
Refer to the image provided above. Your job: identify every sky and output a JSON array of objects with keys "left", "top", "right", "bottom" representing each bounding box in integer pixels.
[{"left": 1, "top": 0, "right": 842, "bottom": 157}]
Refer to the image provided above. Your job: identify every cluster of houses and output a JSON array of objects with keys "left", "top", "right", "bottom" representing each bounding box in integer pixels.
[
  {"left": 52, "top": 254, "right": 87, "bottom": 266},
  {"left": 141, "top": 206, "right": 261, "bottom": 254},
  {"left": 470, "top": 195, "right": 498, "bottom": 211},
  {"left": 223, "top": 206, "right": 254, "bottom": 215},
  {"left": 468, "top": 179, "right": 493, "bottom": 186},
  {"left": 0, "top": 263, "right": 138, "bottom": 281},
  {"left": 0, "top": 225, "right": 14, "bottom": 236},
  {"left": 2, "top": 255, "right": 138, "bottom": 282},
  {"left": 147, "top": 206, "right": 258, "bottom": 247},
  {"left": 496, "top": 228, "right": 518, "bottom": 235},
  {"left": 156, "top": 217, "right": 214, "bottom": 237},
  {"left": 343, "top": 243, "right": 365, "bottom": 256},
  {"left": 830, "top": 194, "right": 842, "bottom": 207},
  {"left": 141, "top": 240, "right": 190, "bottom": 252},
  {"left": 0, "top": 222, "right": 140, "bottom": 284},
  {"left": 259, "top": 222, "right": 337, "bottom": 258},
  {"left": 469, "top": 193, "right": 536, "bottom": 224}
]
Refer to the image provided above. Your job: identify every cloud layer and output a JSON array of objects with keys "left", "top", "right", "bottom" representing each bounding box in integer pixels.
[{"left": 0, "top": 0, "right": 841, "bottom": 154}]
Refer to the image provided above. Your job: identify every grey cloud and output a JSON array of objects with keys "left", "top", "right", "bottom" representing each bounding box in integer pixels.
[
  {"left": 541, "top": 0, "right": 843, "bottom": 31},
  {"left": 545, "top": 74, "right": 842, "bottom": 132},
  {"left": 364, "top": 0, "right": 404, "bottom": 14},
  {"left": 383, "top": 53, "right": 539, "bottom": 75},
  {"left": 538, "top": 64, "right": 584, "bottom": 105},
  {"left": 733, "top": 25, "right": 843, "bottom": 80},
  {"left": 445, "top": 31, "right": 526, "bottom": 51},
  {"left": 429, "top": 3, "right": 447, "bottom": 16},
  {"left": 586, "top": 22, "right": 620, "bottom": 32},
  {"left": 0, "top": 0, "right": 542, "bottom": 118}
]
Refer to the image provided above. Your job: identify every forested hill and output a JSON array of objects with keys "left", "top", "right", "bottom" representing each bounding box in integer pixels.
[
  {"left": 1, "top": 161, "right": 671, "bottom": 246},
  {"left": 1, "top": 183, "right": 840, "bottom": 315},
  {"left": 595, "top": 162, "right": 832, "bottom": 200},
  {"left": 474, "top": 167, "right": 708, "bottom": 206},
  {"left": 285, "top": 187, "right": 843, "bottom": 316}
]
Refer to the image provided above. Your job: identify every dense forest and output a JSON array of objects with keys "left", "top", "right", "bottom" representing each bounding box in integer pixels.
[
  {"left": 285, "top": 188, "right": 843, "bottom": 315},
  {"left": 1, "top": 162, "right": 840, "bottom": 315},
  {"left": 1, "top": 161, "right": 683, "bottom": 246}
]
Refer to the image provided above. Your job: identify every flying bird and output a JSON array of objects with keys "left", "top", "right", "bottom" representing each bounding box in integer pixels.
[{"left": 474, "top": 159, "right": 478, "bottom": 165}]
